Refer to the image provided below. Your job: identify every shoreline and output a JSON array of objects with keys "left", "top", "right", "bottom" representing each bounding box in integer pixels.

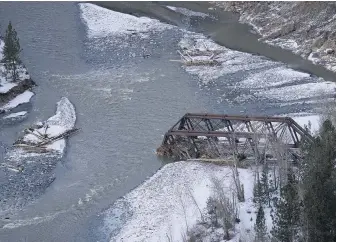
[
  {"left": 0, "top": 38, "right": 36, "bottom": 120},
  {"left": 213, "top": 2, "right": 336, "bottom": 73},
  {"left": 95, "top": 2, "right": 336, "bottom": 82}
]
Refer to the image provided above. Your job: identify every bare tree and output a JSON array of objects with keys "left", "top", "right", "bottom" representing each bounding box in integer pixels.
[
  {"left": 185, "top": 185, "right": 205, "bottom": 223},
  {"left": 211, "top": 177, "right": 239, "bottom": 240}
]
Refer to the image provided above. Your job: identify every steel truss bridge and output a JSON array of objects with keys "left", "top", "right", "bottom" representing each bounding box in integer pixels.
[{"left": 159, "top": 113, "right": 314, "bottom": 161}]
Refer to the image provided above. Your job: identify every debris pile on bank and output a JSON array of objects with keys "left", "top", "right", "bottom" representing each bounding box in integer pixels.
[
  {"left": 12, "top": 97, "right": 78, "bottom": 157},
  {"left": 172, "top": 36, "right": 225, "bottom": 67}
]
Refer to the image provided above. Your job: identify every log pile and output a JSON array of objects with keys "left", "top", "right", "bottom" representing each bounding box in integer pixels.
[
  {"left": 156, "top": 137, "right": 232, "bottom": 161},
  {"left": 170, "top": 41, "right": 224, "bottom": 66},
  {"left": 13, "top": 124, "right": 80, "bottom": 153}
]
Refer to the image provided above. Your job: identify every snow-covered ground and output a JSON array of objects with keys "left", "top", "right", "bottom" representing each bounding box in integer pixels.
[
  {"left": 290, "top": 113, "right": 321, "bottom": 135},
  {"left": 0, "top": 90, "right": 34, "bottom": 112},
  {"left": 6, "top": 97, "right": 76, "bottom": 163},
  {"left": 102, "top": 161, "right": 269, "bottom": 242},
  {"left": 166, "top": 6, "right": 209, "bottom": 18},
  {"left": 78, "top": 3, "right": 335, "bottom": 110},
  {"left": 0, "top": 98, "right": 76, "bottom": 215},
  {"left": 3, "top": 111, "right": 27, "bottom": 119},
  {"left": 0, "top": 40, "right": 4, "bottom": 60},
  {"left": 79, "top": 3, "right": 172, "bottom": 39},
  {"left": 0, "top": 39, "right": 33, "bottom": 114},
  {"left": 178, "top": 33, "right": 278, "bottom": 84},
  {"left": 0, "top": 82, "right": 17, "bottom": 93},
  {"left": 177, "top": 33, "right": 336, "bottom": 106}
]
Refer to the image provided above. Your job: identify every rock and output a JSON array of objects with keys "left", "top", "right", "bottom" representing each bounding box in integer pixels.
[
  {"left": 214, "top": 2, "right": 336, "bottom": 71},
  {"left": 325, "top": 48, "right": 334, "bottom": 54}
]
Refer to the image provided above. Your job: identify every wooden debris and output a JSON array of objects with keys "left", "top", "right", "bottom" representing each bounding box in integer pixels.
[
  {"left": 13, "top": 127, "right": 80, "bottom": 152},
  {"left": 172, "top": 42, "right": 224, "bottom": 67}
]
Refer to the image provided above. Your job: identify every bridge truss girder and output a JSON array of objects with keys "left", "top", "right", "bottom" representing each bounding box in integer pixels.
[{"left": 161, "top": 113, "right": 314, "bottom": 161}]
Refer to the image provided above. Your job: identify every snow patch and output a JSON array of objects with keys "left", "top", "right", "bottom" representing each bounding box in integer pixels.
[
  {"left": 79, "top": 3, "right": 172, "bottom": 38},
  {"left": 22, "top": 97, "right": 76, "bottom": 153},
  {"left": 3, "top": 111, "right": 27, "bottom": 119},
  {"left": 177, "top": 33, "right": 277, "bottom": 83},
  {"left": 0, "top": 90, "right": 34, "bottom": 112},
  {"left": 256, "top": 81, "right": 336, "bottom": 101},
  {"left": 292, "top": 115, "right": 320, "bottom": 134},
  {"left": 46, "top": 97, "right": 76, "bottom": 131},
  {"left": 0, "top": 40, "right": 4, "bottom": 60},
  {"left": 166, "top": 6, "right": 209, "bottom": 17},
  {"left": 265, "top": 38, "right": 299, "bottom": 52},
  {"left": 0, "top": 82, "right": 17, "bottom": 93},
  {"left": 240, "top": 67, "right": 310, "bottom": 89}
]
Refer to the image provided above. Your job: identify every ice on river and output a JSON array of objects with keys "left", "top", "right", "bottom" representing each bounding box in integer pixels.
[{"left": 79, "top": 3, "right": 173, "bottom": 38}]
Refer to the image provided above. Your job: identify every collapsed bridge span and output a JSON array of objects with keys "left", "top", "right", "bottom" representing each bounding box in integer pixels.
[{"left": 157, "top": 113, "right": 314, "bottom": 162}]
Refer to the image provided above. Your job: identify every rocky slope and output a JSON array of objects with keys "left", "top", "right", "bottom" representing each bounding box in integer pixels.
[{"left": 213, "top": 2, "right": 336, "bottom": 72}]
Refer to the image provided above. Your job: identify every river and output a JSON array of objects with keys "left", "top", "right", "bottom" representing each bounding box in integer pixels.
[{"left": 0, "top": 2, "right": 334, "bottom": 242}]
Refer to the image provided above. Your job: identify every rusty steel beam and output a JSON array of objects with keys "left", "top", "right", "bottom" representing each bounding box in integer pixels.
[
  {"left": 165, "top": 130, "right": 267, "bottom": 139},
  {"left": 180, "top": 113, "right": 314, "bottom": 143},
  {"left": 160, "top": 113, "right": 314, "bottom": 161},
  {"left": 184, "top": 113, "right": 294, "bottom": 123}
]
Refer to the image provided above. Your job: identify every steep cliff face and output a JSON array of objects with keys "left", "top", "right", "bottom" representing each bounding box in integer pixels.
[{"left": 214, "top": 2, "right": 336, "bottom": 71}]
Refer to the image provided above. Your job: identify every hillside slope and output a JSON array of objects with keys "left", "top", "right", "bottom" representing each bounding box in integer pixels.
[{"left": 214, "top": 2, "right": 336, "bottom": 71}]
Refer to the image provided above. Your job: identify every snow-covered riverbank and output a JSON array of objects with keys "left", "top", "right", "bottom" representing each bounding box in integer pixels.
[
  {"left": 101, "top": 161, "right": 267, "bottom": 242},
  {"left": 0, "top": 39, "right": 35, "bottom": 120},
  {"left": 79, "top": 3, "right": 173, "bottom": 39},
  {"left": 101, "top": 112, "right": 320, "bottom": 242},
  {"left": 76, "top": 3, "right": 336, "bottom": 241},
  {"left": 213, "top": 2, "right": 336, "bottom": 72},
  {"left": 177, "top": 32, "right": 335, "bottom": 114}
]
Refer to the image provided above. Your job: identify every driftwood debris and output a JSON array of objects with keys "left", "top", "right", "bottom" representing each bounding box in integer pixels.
[
  {"left": 170, "top": 41, "right": 223, "bottom": 66},
  {"left": 13, "top": 126, "right": 80, "bottom": 153}
]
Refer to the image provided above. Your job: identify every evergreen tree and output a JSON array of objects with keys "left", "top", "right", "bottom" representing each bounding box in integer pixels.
[
  {"left": 2, "top": 21, "right": 21, "bottom": 81},
  {"left": 302, "top": 120, "right": 336, "bottom": 242},
  {"left": 254, "top": 204, "right": 268, "bottom": 242},
  {"left": 271, "top": 170, "right": 301, "bottom": 242}
]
